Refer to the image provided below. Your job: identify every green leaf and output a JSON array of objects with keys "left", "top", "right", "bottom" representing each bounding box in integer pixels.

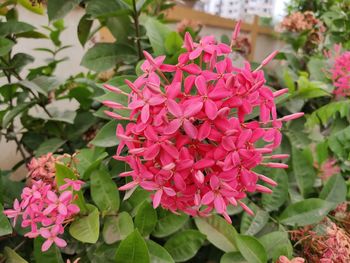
[
  {"left": 329, "top": 126, "right": 350, "bottom": 161},
  {"left": 306, "top": 100, "right": 350, "bottom": 128},
  {"left": 152, "top": 210, "right": 188, "bottom": 238},
  {"left": 81, "top": 43, "right": 137, "bottom": 72},
  {"left": 106, "top": 15, "right": 132, "bottom": 43},
  {"left": 164, "top": 32, "right": 183, "bottom": 54},
  {"left": 292, "top": 146, "right": 316, "bottom": 197},
  {"left": 3, "top": 247, "right": 28, "bottom": 263},
  {"left": 90, "top": 169, "right": 120, "bottom": 214},
  {"left": 220, "top": 252, "right": 247, "bottom": 263},
  {"left": 55, "top": 163, "right": 87, "bottom": 212},
  {"left": 0, "top": 21, "right": 35, "bottom": 36},
  {"left": 34, "top": 237, "right": 64, "bottom": 263},
  {"left": 259, "top": 231, "right": 292, "bottom": 261},
  {"left": 234, "top": 235, "right": 267, "bottom": 263},
  {"left": 16, "top": 31, "right": 47, "bottom": 39},
  {"left": 35, "top": 138, "right": 66, "bottom": 156},
  {"left": 2, "top": 101, "right": 35, "bottom": 128},
  {"left": 141, "top": 16, "right": 171, "bottom": 55},
  {"left": 0, "top": 204, "right": 12, "bottom": 236},
  {"left": 69, "top": 204, "right": 100, "bottom": 243},
  {"left": 316, "top": 141, "right": 329, "bottom": 165},
  {"left": 115, "top": 229, "right": 150, "bottom": 263},
  {"left": 279, "top": 198, "right": 334, "bottom": 226},
  {"left": 135, "top": 201, "right": 157, "bottom": 236},
  {"left": 296, "top": 77, "right": 331, "bottom": 99},
  {"left": 77, "top": 14, "right": 93, "bottom": 46},
  {"left": 103, "top": 212, "right": 134, "bottom": 244},
  {"left": 28, "top": 99, "right": 77, "bottom": 124},
  {"left": 240, "top": 205, "right": 269, "bottom": 236},
  {"left": 194, "top": 215, "right": 237, "bottom": 252},
  {"left": 75, "top": 148, "right": 108, "bottom": 179},
  {"left": 164, "top": 230, "right": 206, "bottom": 262},
  {"left": 90, "top": 120, "right": 119, "bottom": 147},
  {"left": 282, "top": 68, "right": 296, "bottom": 93},
  {"left": 319, "top": 174, "right": 346, "bottom": 204},
  {"left": 19, "top": 79, "right": 48, "bottom": 95},
  {"left": 262, "top": 169, "right": 289, "bottom": 212},
  {"left": 307, "top": 57, "right": 327, "bottom": 82},
  {"left": 86, "top": 0, "right": 130, "bottom": 18},
  {"left": 286, "top": 118, "right": 311, "bottom": 148},
  {"left": 0, "top": 37, "right": 14, "bottom": 56},
  {"left": 146, "top": 239, "right": 174, "bottom": 263},
  {"left": 47, "top": 0, "right": 80, "bottom": 21}
]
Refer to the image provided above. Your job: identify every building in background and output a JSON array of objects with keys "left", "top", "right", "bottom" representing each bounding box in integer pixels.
[{"left": 192, "top": 0, "right": 289, "bottom": 23}]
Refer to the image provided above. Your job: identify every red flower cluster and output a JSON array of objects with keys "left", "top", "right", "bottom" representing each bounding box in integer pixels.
[
  {"left": 326, "top": 44, "right": 350, "bottom": 97},
  {"left": 104, "top": 25, "right": 303, "bottom": 222},
  {"left": 4, "top": 154, "right": 84, "bottom": 251}
]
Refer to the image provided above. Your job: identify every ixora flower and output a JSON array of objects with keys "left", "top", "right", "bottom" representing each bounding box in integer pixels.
[
  {"left": 3, "top": 154, "right": 84, "bottom": 252},
  {"left": 325, "top": 44, "right": 350, "bottom": 97},
  {"left": 104, "top": 24, "right": 303, "bottom": 223}
]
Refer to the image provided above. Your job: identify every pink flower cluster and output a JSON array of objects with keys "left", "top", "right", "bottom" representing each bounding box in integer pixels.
[
  {"left": 4, "top": 154, "right": 84, "bottom": 251},
  {"left": 103, "top": 25, "right": 303, "bottom": 222},
  {"left": 326, "top": 45, "right": 350, "bottom": 97}
]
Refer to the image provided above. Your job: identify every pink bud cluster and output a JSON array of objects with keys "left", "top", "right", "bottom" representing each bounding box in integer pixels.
[
  {"left": 103, "top": 27, "right": 303, "bottom": 222},
  {"left": 4, "top": 154, "right": 84, "bottom": 251}
]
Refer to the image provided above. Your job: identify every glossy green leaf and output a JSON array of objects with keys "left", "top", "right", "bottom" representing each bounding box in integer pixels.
[
  {"left": 240, "top": 205, "right": 269, "bottom": 236},
  {"left": 34, "top": 237, "right": 64, "bottom": 263},
  {"left": 77, "top": 14, "right": 93, "bottom": 46},
  {"left": 106, "top": 15, "right": 132, "bottom": 43},
  {"left": 329, "top": 126, "right": 350, "bottom": 161},
  {"left": 0, "top": 21, "right": 35, "bottom": 36},
  {"left": 3, "top": 247, "right": 28, "bottom": 263},
  {"left": 146, "top": 239, "right": 174, "bottom": 263},
  {"left": 81, "top": 43, "right": 137, "bottom": 72},
  {"left": 292, "top": 146, "right": 316, "bottom": 197},
  {"left": 164, "top": 32, "right": 183, "bottom": 54},
  {"left": 0, "top": 37, "right": 14, "bottom": 56},
  {"left": 115, "top": 229, "right": 150, "bottom": 263},
  {"left": 194, "top": 215, "right": 237, "bottom": 252},
  {"left": 0, "top": 204, "right": 12, "bottom": 236},
  {"left": 75, "top": 148, "right": 108, "bottom": 179},
  {"left": 306, "top": 100, "right": 350, "bottom": 128},
  {"left": 262, "top": 169, "right": 289, "bottom": 211},
  {"left": 319, "top": 174, "right": 346, "bottom": 204},
  {"left": 152, "top": 210, "right": 188, "bottom": 238},
  {"left": 259, "top": 231, "right": 293, "bottom": 261},
  {"left": 135, "top": 201, "right": 157, "bottom": 236},
  {"left": 164, "top": 230, "right": 205, "bottom": 262},
  {"left": 35, "top": 138, "right": 66, "bottom": 156},
  {"left": 47, "top": 0, "right": 80, "bottom": 21},
  {"left": 103, "top": 212, "right": 134, "bottom": 244},
  {"left": 234, "top": 235, "right": 267, "bottom": 263},
  {"left": 90, "top": 120, "right": 119, "bottom": 147},
  {"left": 220, "top": 252, "right": 247, "bottom": 263},
  {"left": 69, "top": 204, "right": 100, "bottom": 243},
  {"left": 2, "top": 101, "right": 35, "bottom": 128},
  {"left": 90, "top": 169, "right": 120, "bottom": 214},
  {"left": 86, "top": 0, "right": 130, "bottom": 18},
  {"left": 141, "top": 16, "right": 171, "bottom": 55},
  {"left": 279, "top": 198, "right": 334, "bottom": 226}
]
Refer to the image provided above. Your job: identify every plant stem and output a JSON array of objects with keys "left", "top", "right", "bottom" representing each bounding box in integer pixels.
[{"left": 132, "top": 0, "right": 143, "bottom": 60}]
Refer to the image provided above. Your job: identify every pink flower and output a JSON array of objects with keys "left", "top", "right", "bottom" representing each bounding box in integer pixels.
[
  {"left": 104, "top": 29, "right": 302, "bottom": 222},
  {"left": 4, "top": 155, "right": 83, "bottom": 252},
  {"left": 59, "top": 179, "right": 84, "bottom": 191},
  {"left": 27, "top": 153, "right": 57, "bottom": 182},
  {"left": 3, "top": 199, "right": 21, "bottom": 226},
  {"left": 277, "top": 256, "right": 305, "bottom": 263},
  {"left": 329, "top": 48, "right": 350, "bottom": 97},
  {"left": 40, "top": 225, "right": 66, "bottom": 251}
]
